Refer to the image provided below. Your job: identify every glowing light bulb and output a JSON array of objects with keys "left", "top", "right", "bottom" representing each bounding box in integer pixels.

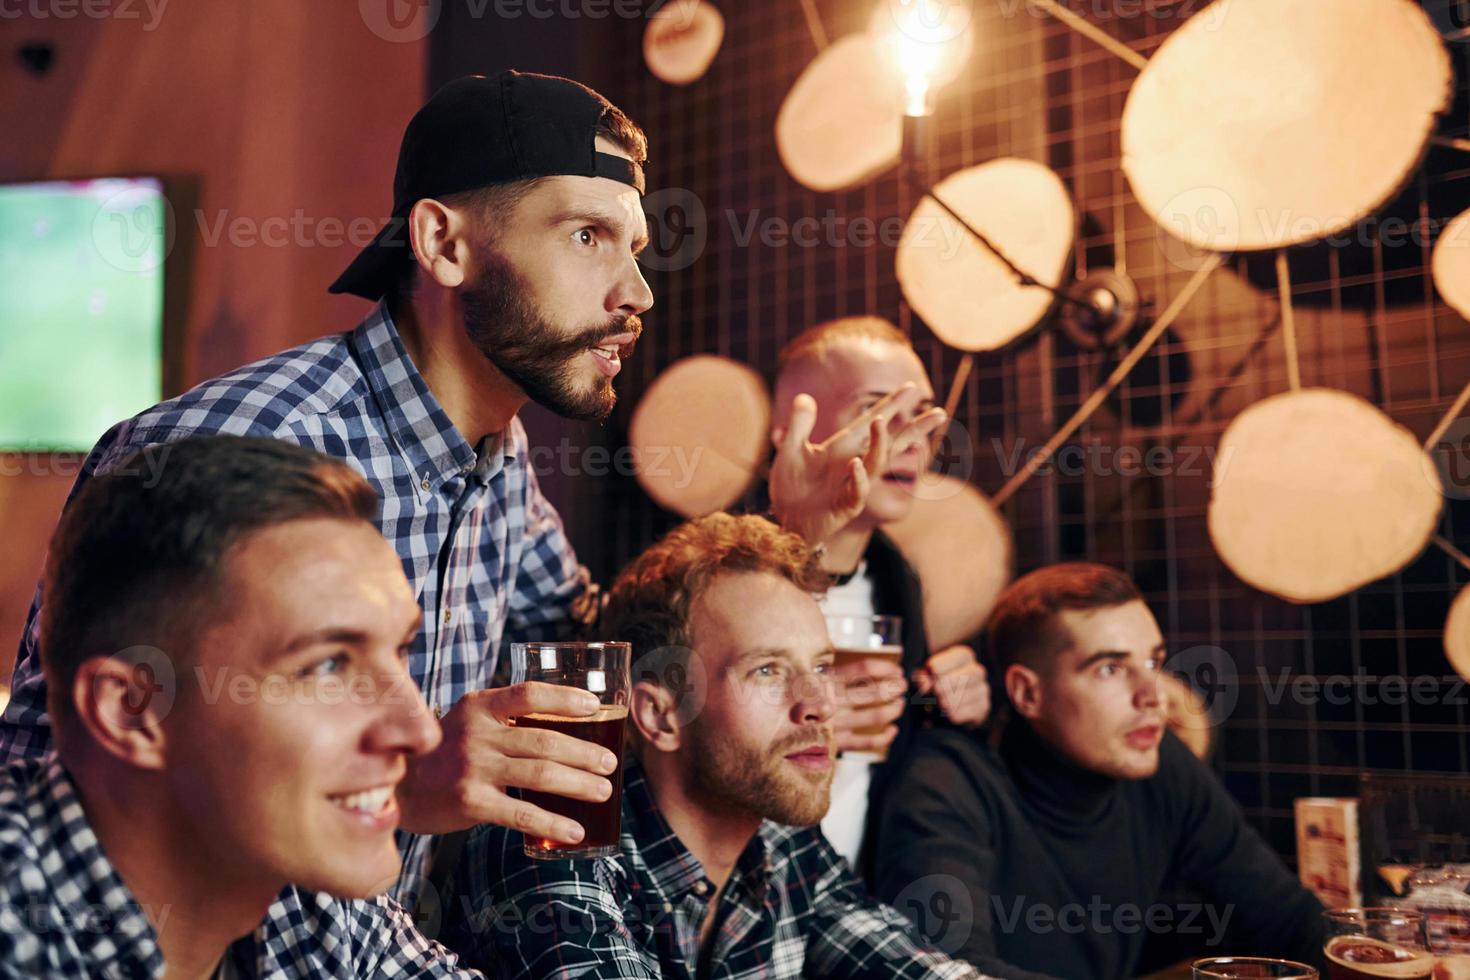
[
  {"left": 870, "top": 0, "right": 975, "bottom": 117},
  {"left": 905, "top": 73, "right": 932, "bottom": 117}
]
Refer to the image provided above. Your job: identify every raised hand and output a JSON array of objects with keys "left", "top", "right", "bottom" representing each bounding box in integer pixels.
[{"left": 770, "top": 383, "right": 946, "bottom": 546}]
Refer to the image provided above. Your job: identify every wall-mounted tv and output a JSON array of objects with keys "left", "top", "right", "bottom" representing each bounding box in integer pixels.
[{"left": 0, "top": 177, "right": 166, "bottom": 452}]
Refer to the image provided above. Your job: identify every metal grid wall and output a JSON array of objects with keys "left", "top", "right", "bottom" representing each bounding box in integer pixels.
[{"left": 582, "top": 0, "right": 1470, "bottom": 860}]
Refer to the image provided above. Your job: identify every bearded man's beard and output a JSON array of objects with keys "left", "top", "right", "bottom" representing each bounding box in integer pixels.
[
  {"left": 683, "top": 719, "right": 834, "bottom": 827},
  {"left": 461, "top": 249, "right": 640, "bottom": 421}
]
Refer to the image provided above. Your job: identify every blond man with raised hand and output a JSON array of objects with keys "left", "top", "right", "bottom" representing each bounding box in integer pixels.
[{"left": 771, "top": 316, "right": 992, "bottom": 877}]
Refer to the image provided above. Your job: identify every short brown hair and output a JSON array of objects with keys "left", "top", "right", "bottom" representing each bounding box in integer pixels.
[
  {"left": 42, "top": 436, "right": 379, "bottom": 728},
  {"left": 777, "top": 315, "right": 911, "bottom": 377},
  {"left": 600, "top": 513, "right": 828, "bottom": 684},
  {"left": 986, "top": 563, "right": 1142, "bottom": 673},
  {"left": 594, "top": 106, "right": 649, "bottom": 169}
]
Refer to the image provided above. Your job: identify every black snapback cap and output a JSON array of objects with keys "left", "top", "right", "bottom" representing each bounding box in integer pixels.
[{"left": 329, "top": 71, "right": 646, "bottom": 300}]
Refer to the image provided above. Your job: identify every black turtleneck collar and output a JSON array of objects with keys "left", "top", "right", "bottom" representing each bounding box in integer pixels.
[{"left": 999, "top": 718, "right": 1121, "bottom": 834}]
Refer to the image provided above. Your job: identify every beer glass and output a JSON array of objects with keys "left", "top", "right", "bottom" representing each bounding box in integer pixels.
[
  {"left": 825, "top": 614, "right": 904, "bottom": 761},
  {"left": 509, "top": 641, "right": 631, "bottom": 860},
  {"left": 1323, "top": 908, "right": 1433, "bottom": 980},
  {"left": 1193, "top": 957, "right": 1319, "bottom": 978}
]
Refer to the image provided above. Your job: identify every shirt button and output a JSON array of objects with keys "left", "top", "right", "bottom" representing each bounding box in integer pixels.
[
  {"left": 692, "top": 881, "right": 709, "bottom": 896},
  {"left": 662, "top": 902, "right": 673, "bottom": 913},
  {"left": 442, "top": 608, "right": 453, "bottom": 625},
  {"left": 420, "top": 477, "right": 431, "bottom": 491}
]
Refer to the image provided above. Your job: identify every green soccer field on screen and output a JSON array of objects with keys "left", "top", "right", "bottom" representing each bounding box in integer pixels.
[{"left": 0, "top": 178, "right": 164, "bottom": 452}]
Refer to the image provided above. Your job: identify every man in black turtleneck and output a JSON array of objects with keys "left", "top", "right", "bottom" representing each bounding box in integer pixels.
[{"left": 874, "top": 563, "right": 1326, "bottom": 980}]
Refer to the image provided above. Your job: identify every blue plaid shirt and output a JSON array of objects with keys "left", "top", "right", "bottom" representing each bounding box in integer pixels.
[
  {"left": 0, "top": 303, "right": 592, "bottom": 930},
  {"left": 0, "top": 754, "right": 479, "bottom": 979},
  {"left": 443, "top": 762, "right": 994, "bottom": 980}
]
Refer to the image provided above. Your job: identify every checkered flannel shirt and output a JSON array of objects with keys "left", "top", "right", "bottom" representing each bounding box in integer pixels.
[
  {"left": 0, "top": 302, "right": 592, "bottom": 919},
  {"left": 443, "top": 762, "right": 994, "bottom": 980},
  {"left": 0, "top": 754, "right": 478, "bottom": 978}
]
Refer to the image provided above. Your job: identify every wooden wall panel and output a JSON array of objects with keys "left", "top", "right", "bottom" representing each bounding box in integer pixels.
[{"left": 0, "top": 1, "right": 425, "bottom": 680}]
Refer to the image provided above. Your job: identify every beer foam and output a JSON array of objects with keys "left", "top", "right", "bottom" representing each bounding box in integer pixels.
[
  {"left": 517, "top": 705, "right": 630, "bottom": 724},
  {"left": 832, "top": 645, "right": 903, "bottom": 657},
  {"left": 1325, "top": 936, "right": 1434, "bottom": 978}
]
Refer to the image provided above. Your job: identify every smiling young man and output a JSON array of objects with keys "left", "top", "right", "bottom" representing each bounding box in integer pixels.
[
  {"left": 0, "top": 436, "right": 476, "bottom": 978},
  {"left": 1, "top": 71, "right": 891, "bottom": 938},
  {"left": 771, "top": 316, "right": 991, "bottom": 877},
  {"left": 444, "top": 514, "right": 996, "bottom": 980},
  {"left": 874, "top": 563, "right": 1326, "bottom": 980}
]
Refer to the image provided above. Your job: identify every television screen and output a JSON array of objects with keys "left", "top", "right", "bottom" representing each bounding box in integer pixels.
[{"left": 0, "top": 178, "right": 166, "bottom": 452}]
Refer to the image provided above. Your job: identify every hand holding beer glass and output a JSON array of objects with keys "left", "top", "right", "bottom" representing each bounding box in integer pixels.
[
  {"left": 509, "top": 642, "right": 631, "bottom": 859},
  {"left": 1323, "top": 908, "right": 1435, "bottom": 980},
  {"left": 826, "top": 615, "right": 906, "bottom": 760}
]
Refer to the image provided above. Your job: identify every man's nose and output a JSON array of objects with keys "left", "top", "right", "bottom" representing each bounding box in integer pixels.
[
  {"left": 1135, "top": 671, "right": 1163, "bottom": 711},
  {"left": 366, "top": 665, "right": 442, "bottom": 758},
  {"left": 793, "top": 669, "right": 837, "bottom": 725},
  {"left": 612, "top": 255, "right": 654, "bottom": 317}
]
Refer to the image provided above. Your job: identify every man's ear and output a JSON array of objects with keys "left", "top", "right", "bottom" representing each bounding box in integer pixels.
[
  {"left": 1005, "top": 663, "right": 1044, "bottom": 721},
  {"left": 630, "top": 679, "right": 682, "bottom": 754},
  {"left": 406, "top": 198, "right": 469, "bottom": 290},
  {"left": 72, "top": 655, "right": 171, "bottom": 770},
  {"left": 769, "top": 376, "right": 798, "bottom": 452}
]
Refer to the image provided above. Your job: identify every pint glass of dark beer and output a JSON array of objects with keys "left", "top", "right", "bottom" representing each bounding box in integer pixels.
[
  {"left": 1192, "top": 957, "right": 1318, "bottom": 978},
  {"left": 509, "top": 641, "right": 631, "bottom": 860},
  {"left": 1323, "top": 908, "right": 1433, "bottom": 980}
]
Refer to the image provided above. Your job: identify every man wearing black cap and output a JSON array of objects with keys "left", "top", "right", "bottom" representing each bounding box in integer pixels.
[{"left": 1, "top": 71, "right": 927, "bottom": 943}]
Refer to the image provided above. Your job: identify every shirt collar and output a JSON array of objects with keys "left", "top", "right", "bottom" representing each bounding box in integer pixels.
[
  {"left": 350, "top": 302, "right": 479, "bottom": 489},
  {"left": 470, "top": 430, "right": 517, "bottom": 487},
  {"left": 622, "top": 762, "right": 775, "bottom": 906},
  {"left": 35, "top": 755, "right": 165, "bottom": 976},
  {"left": 1000, "top": 717, "right": 1120, "bottom": 830}
]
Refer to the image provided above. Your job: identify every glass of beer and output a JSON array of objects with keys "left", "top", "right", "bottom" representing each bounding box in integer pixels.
[
  {"left": 1323, "top": 908, "right": 1434, "bottom": 980},
  {"left": 1193, "top": 957, "right": 1319, "bottom": 978},
  {"left": 509, "top": 641, "right": 631, "bottom": 860},
  {"left": 826, "top": 614, "right": 904, "bottom": 761}
]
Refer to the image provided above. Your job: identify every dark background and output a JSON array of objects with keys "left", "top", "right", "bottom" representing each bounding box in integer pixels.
[{"left": 437, "top": 0, "right": 1470, "bottom": 866}]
